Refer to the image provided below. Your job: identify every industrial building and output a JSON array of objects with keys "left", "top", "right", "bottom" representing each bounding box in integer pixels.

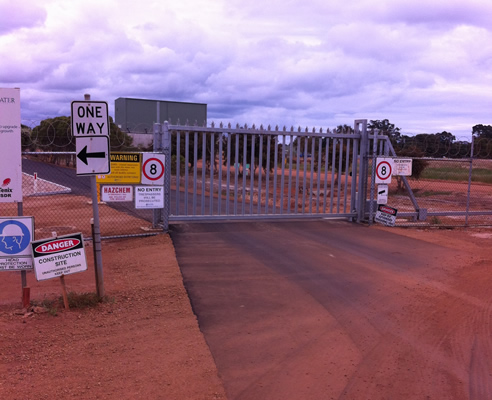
[{"left": 114, "top": 97, "right": 207, "bottom": 132}]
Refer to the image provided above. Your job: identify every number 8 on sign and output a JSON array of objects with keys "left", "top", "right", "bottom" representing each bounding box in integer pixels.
[
  {"left": 375, "top": 157, "right": 393, "bottom": 184},
  {"left": 141, "top": 154, "right": 165, "bottom": 185}
]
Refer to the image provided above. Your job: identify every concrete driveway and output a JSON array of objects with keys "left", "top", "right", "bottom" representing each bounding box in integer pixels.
[{"left": 170, "top": 220, "right": 491, "bottom": 400}]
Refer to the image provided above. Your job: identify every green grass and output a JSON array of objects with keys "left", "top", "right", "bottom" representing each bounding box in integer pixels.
[
  {"left": 413, "top": 189, "right": 454, "bottom": 197},
  {"left": 421, "top": 167, "right": 492, "bottom": 184},
  {"left": 33, "top": 292, "right": 112, "bottom": 316}
]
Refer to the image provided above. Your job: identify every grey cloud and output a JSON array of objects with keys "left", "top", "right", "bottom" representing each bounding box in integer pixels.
[{"left": 0, "top": 3, "right": 46, "bottom": 34}]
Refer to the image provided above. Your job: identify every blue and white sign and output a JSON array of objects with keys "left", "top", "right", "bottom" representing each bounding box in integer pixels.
[{"left": 0, "top": 217, "right": 35, "bottom": 270}]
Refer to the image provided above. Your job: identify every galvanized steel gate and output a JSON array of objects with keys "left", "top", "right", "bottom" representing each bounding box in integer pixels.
[{"left": 153, "top": 119, "right": 413, "bottom": 229}]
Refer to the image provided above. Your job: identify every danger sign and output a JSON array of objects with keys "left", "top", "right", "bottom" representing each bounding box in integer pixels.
[
  {"left": 374, "top": 204, "right": 398, "bottom": 227},
  {"left": 31, "top": 233, "right": 87, "bottom": 281}
]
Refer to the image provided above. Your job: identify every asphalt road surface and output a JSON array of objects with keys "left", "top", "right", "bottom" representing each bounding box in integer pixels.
[{"left": 171, "top": 220, "right": 492, "bottom": 400}]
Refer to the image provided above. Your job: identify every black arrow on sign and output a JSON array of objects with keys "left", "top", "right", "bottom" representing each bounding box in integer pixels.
[{"left": 77, "top": 146, "right": 106, "bottom": 165}]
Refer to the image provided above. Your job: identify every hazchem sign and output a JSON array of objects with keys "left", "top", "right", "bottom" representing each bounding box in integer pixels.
[
  {"left": 101, "top": 185, "right": 133, "bottom": 202},
  {"left": 31, "top": 233, "right": 87, "bottom": 281},
  {"left": 0, "top": 217, "right": 34, "bottom": 271},
  {"left": 0, "top": 88, "right": 22, "bottom": 202}
]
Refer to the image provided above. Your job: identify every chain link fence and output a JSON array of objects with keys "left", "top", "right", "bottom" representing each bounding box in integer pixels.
[
  {"left": 1, "top": 119, "right": 161, "bottom": 241},
  {"left": 374, "top": 134, "right": 492, "bottom": 227},
  {"left": 4, "top": 120, "right": 492, "bottom": 236}
]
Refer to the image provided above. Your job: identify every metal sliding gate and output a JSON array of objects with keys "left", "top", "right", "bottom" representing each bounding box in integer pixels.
[{"left": 153, "top": 119, "right": 391, "bottom": 226}]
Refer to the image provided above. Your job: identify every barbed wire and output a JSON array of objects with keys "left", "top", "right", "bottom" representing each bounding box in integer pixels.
[{"left": 20, "top": 120, "right": 492, "bottom": 158}]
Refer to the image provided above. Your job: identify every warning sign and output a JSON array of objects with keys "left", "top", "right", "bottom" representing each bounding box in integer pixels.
[
  {"left": 374, "top": 205, "right": 398, "bottom": 227},
  {"left": 31, "top": 233, "right": 87, "bottom": 281},
  {"left": 96, "top": 152, "right": 141, "bottom": 183}
]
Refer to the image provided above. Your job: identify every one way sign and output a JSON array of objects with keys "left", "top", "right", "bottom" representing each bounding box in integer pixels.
[{"left": 76, "top": 136, "right": 110, "bottom": 175}]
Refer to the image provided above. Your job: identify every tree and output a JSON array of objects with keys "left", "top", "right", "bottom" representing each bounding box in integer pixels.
[
  {"left": 31, "top": 116, "right": 134, "bottom": 165},
  {"left": 472, "top": 124, "right": 492, "bottom": 139},
  {"left": 368, "top": 119, "right": 401, "bottom": 143}
]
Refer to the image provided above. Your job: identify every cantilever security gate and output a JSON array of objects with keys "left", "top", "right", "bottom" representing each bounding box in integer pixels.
[{"left": 154, "top": 119, "right": 407, "bottom": 227}]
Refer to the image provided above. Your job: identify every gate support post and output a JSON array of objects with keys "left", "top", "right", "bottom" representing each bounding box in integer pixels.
[
  {"left": 355, "top": 120, "right": 368, "bottom": 223},
  {"left": 152, "top": 123, "right": 163, "bottom": 229},
  {"left": 162, "top": 121, "right": 171, "bottom": 232}
]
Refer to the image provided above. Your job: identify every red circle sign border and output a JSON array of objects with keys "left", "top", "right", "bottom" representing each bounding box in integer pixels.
[
  {"left": 142, "top": 157, "right": 165, "bottom": 181},
  {"left": 376, "top": 161, "right": 392, "bottom": 181}
]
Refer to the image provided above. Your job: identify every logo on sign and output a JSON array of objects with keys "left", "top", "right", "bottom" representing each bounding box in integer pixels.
[
  {"left": 0, "top": 220, "right": 31, "bottom": 255},
  {"left": 34, "top": 238, "right": 81, "bottom": 255},
  {"left": 379, "top": 205, "right": 396, "bottom": 215},
  {"left": 2, "top": 178, "right": 11, "bottom": 187}
]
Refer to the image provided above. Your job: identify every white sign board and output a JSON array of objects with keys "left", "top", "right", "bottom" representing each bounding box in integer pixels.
[
  {"left": 0, "top": 88, "right": 22, "bottom": 202},
  {"left": 0, "top": 217, "right": 34, "bottom": 271},
  {"left": 377, "top": 185, "right": 388, "bottom": 204},
  {"left": 375, "top": 158, "right": 394, "bottom": 184},
  {"left": 393, "top": 158, "right": 413, "bottom": 176},
  {"left": 71, "top": 101, "right": 109, "bottom": 137},
  {"left": 141, "top": 154, "right": 165, "bottom": 185},
  {"left": 101, "top": 185, "right": 133, "bottom": 202},
  {"left": 374, "top": 205, "right": 398, "bottom": 227},
  {"left": 135, "top": 186, "right": 164, "bottom": 209},
  {"left": 31, "top": 233, "right": 87, "bottom": 281},
  {"left": 76, "top": 136, "right": 110, "bottom": 175}
]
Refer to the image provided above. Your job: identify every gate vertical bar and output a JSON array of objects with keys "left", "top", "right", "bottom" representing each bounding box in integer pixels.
[
  {"left": 356, "top": 119, "right": 368, "bottom": 223},
  {"left": 465, "top": 136, "right": 474, "bottom": 226},
  {"left": 368, "top": 130, "right": 378, "bottom": 226}
]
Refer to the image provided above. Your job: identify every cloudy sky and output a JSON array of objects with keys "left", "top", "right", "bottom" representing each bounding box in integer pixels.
[{"left": 1, "top": 0, "right": 491, "bottom": 137}]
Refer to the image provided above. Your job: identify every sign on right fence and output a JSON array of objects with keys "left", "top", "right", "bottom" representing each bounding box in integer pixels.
[
  {"left": 374, "top": 205, "right": 398, "bottom": 227},
  {"left": 393, "top": 158, "right": 413, "bottom": 176}
]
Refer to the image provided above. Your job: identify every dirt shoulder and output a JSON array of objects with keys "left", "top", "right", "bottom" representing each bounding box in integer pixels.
[{"left": 0, "top": 234, "right": 226, "bottom": 400}]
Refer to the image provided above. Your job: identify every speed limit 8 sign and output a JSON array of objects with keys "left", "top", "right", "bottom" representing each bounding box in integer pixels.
[
  {"left": 141, "top": 154, "right": 165, "bottom": 185},
  {"left": 375, "top": 157, "right": 394, "bottom": 184}
]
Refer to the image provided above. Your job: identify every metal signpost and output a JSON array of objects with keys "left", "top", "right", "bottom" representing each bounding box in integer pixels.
[{"left": 71, "top": 95, "right": 107, "bottom": 298}]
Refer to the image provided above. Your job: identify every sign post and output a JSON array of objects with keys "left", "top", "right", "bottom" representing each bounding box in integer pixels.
[{"left": 71, "top": 94, "right": 106, "bottom": 298}]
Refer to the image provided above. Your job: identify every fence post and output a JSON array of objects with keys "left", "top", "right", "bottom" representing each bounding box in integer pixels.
[
  {"left": 355, "top": 119, "right": 368, "bottom": 223},
  {"left": 162, "top": 121, "right": 171, "bottom": 232},
  {"left": 465, "top": 135, "right": 474, "bottom": 227}
]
